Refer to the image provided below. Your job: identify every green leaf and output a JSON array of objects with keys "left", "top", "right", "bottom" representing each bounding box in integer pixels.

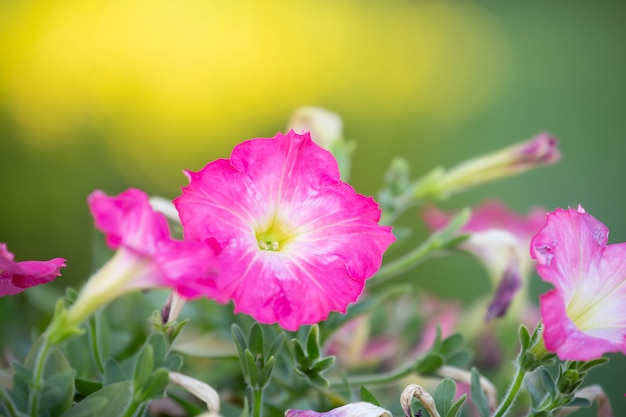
[
  {"left": 132, "top": 344, "right": 154, "bottom": 392},
  {"left": 446, "top": 350, "right": 472, "bottom": 368},
  {"left": 147, "top": 332, "right": 169, "bottom": 369},
  {"left": 61, "top": 381, "right": 133, "bottom": 417},
  {"left": 415, "top": 352, "right": 445, "bottom": 375},
  {"left": 359, "top": 386, "right": 381, "bottom": 406},
  {"left": 305, "top": 325, "right": 321, "bottom": 360},
  {"left": 524, "top": 374, "right": 545, "bottom": 408},
  {"left": 540, "top": 369, "right": 556, "bottom": 399},
  {"left": 447, "top": 394, "right": 467, "bottom": 417},
  {"left": 470, "top": 368, "right": 489, "bottom": 417},
  {"left": 64, "top": 381, "right": 131, "bottom": 416},
  {"left": 440, "top": 334, "right": 464, "bottom": 356},
  {"left": 162, "top": 354, "right": 183, "bottom": 372},
  {"left": 135, "top": 368, "right": 169, "bottom": 402},
  {"left": 433, "top": 378, "right": 456, "bottom": 417},
  {"left": 518, "top": 325, "right": 530, "bottom": 351},
  {"left": 103, "top": 359, "right": 127, "bottom": 386},
  {"left": 74, "top": 378, "right": 103, "bottom": 398}
]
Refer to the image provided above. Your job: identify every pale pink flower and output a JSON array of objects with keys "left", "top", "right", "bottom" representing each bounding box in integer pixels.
[
  {"left": 286, "top": 402, "right": 391, "bottom": 417},
  {"left": 175, "top": 131, "right": 395, "bottom": 331},
  {"left": 65, "top": 189, "right": 218, "bottom": 326},
  {"left": 0, "top": 243, "right": 65, "bottom": 296},
  {"left": 530, "top": 206, "right": 626, "bottom": 361},
  {"left": 422, "top": 201, "right": 546, "bottom": 320}
]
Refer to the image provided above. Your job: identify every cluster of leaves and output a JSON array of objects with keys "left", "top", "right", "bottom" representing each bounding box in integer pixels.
[{"left": 0, "top": 296, "right": 188, "bottom": 417}]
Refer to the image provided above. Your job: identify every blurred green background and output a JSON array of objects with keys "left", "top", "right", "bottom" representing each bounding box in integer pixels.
[{"left": 1, "top": 0, "right": 624, "bottom": 414}]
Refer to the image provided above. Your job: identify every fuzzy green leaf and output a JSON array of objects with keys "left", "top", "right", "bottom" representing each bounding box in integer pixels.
[
  {"left": 470, "top": 368, "right": 489, "bottom": 417},
  {"left": 61, "top": 381, "right": 133, "bottom": 417},
  {"left": 433, "top": 378, "right": 456, "bottom": 417}
]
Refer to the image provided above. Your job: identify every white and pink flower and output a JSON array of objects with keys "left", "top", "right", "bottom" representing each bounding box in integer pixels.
[
  {"left": 531, "top": 206, "right": 626, "bottom": 361},
  {"left": 65, "top": 188, "right": 218, "bottom": 326},
  {"left": 175, "top": 131, "right": 395, "bottom": 330},
  {"left": 423, "top": 201, "right": 546, "bottom": 320}
]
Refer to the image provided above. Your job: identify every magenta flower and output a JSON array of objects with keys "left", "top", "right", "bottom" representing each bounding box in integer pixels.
[
  {"left": 530, "top": 206, "right": 626, "bottom": 361},
  {"left": 65, "top": 189, "right": 218, "bottom": 326},
  {"left": 286, "top": 402, "right": 391, "bottom": 417},
  {"left": 423, "top": 201, "right": 546, "bottom": 320},
  {"left": 175, "top": 131, "right": 395, "bottom": 330},
  {"left": 0, "top": 243, "right": 65, "bottom": 296}
]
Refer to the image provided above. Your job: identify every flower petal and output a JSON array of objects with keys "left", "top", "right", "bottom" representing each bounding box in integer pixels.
[{"left": 0, "top": 243, "right": 66, "bottom": 296}]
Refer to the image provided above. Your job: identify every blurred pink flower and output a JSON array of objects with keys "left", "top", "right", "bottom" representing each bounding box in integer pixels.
[
  {"left": 286, "top": 402, "right": 391, "bottom": 417},
  {"left": 0, "top": 243, "right": 65, "bottom": 296},
  {"left": 65, "top": 189, "right": 218, "bottom": 326},
  {"left": 531, "top": 206, "right": 626, "bottom": 361},
  {"left": 175, "top": 131, "right": 395, "bottom": 331},
  {"left": 422, "top": 201, "right": 546, "bottom": 321}
]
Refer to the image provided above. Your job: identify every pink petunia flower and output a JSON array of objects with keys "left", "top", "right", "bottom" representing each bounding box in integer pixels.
[
  {"left": 286, "top": 402, "right": 392, "bottom": 417},
  {"left": 530, "top": 206, "right": 626, "bottom": 361},
  {"left": 0, "top": 243, "right": 65, "bottom": 296},
  {"left": 65, "top": 188, "right": 218, "bottom": 326},
  {"left": 422, "top": 201, "right": 546, "bottom": 321},
  {"left": 175, "top": 131, "right": 395, "bottom": 331}
]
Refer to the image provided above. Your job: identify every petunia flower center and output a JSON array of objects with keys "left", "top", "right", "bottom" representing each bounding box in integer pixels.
[{"left": 255, "top": 216, "right": 296, "bottom": 252}]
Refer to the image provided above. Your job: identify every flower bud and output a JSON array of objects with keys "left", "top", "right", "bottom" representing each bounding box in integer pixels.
[
  {"left": 287, "top": 106, "right": 343, "bottom": 151},
  {"left": 417, "top": 132, "right": 560, "bottom": 200}
]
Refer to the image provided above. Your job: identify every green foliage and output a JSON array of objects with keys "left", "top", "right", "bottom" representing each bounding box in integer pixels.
[
  {"left": 290, "top": 325, "right": 335, "bottom": 389},
  {"left": 433, "top": 378, "right": 467, "bottom": 417},
  {"left": 231, "top": 323, "right": 285, "bottom": 390}
]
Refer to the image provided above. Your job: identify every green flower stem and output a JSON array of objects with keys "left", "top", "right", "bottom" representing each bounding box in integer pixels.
[
  {"left": 88, "top": 314, "right": 105, "bottom": 375},
  {"left": 0, "top": 387, "right": 19, "bottom": 417},
  {"left": 328, "top": 361, "right": 415, "bottom": 387},
  {"left": 491, "top": 365, "right": 526, "bottom": 417},
  {"left": 368, "top": 239, "right": 436, "bottom": 289},
  {"left": 251, "top": 387, "right": 264, "bottom": 417},
  {"left": 28, "top": 334, "right": 52, "bottom": 417}
]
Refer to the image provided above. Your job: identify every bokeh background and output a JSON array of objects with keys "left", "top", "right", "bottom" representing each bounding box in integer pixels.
[{"left": 1, "top": 0, "right": 624, "bottom": 414}]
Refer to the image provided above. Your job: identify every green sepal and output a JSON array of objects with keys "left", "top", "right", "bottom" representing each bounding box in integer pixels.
[
  {"left": 257, "top": 356, "right": 276, "bottom": 387},
  {"left": 244, "top": 350, "right": 260, "bottom": 388},
  {"left": 313, "top": 356, "right": 336, "bottom": 373},
  {"left": 248, "top": 323, "right": 264, "bottom": 359},
  {"left": 518, "top": 325, "right": 531, "bottom": 351},
  {"left": 470, "top": 368, "right": 489, "bottom": 417},
  {"left": 305, "top": 325, "right": 321, "bottom": 361}
]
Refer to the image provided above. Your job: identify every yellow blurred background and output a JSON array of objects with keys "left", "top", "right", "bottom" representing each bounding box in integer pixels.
[{"left": 1, "top": 1, "right": 625, "bottom": 413}]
